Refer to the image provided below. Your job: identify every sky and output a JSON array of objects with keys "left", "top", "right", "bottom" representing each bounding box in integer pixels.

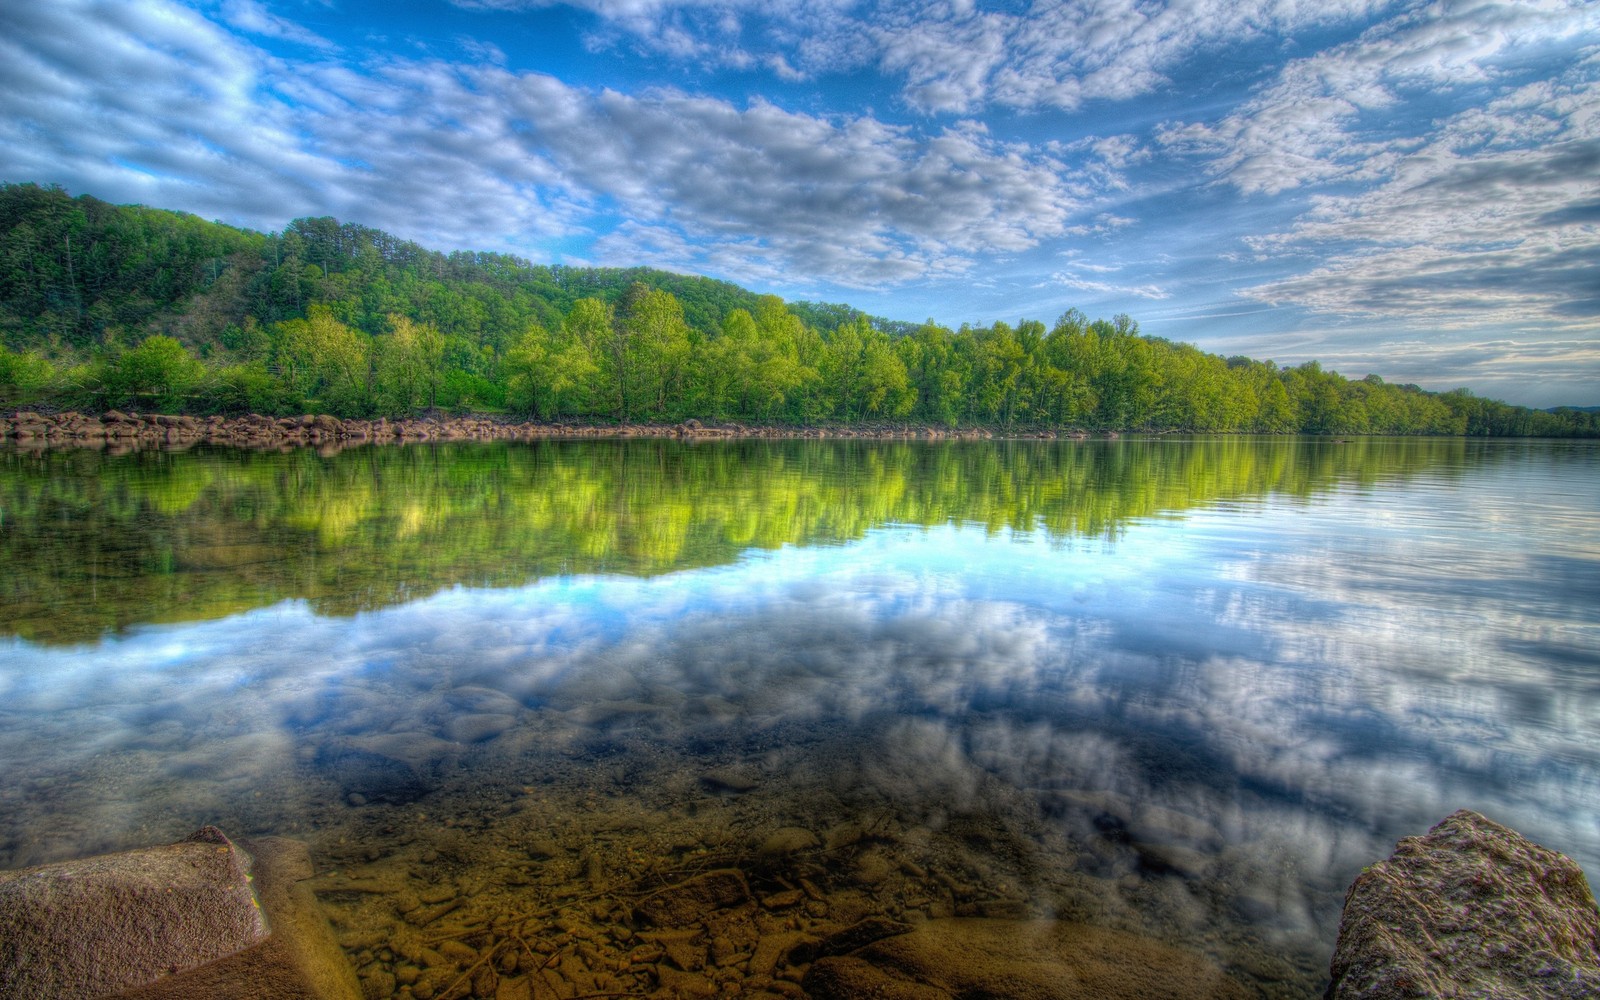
[{"left": 1, "top": 0, "right": 1596, "bottom": 407}]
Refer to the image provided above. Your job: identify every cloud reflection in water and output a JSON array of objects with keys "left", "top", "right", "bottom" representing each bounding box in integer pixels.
[{"left": 1, "top": 461, "right": 1597, "bottom": 985}]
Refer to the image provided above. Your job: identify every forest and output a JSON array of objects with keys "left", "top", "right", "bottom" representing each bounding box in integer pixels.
[{"left": 2, "top": 182, "right": 1594, "bottom": 437}]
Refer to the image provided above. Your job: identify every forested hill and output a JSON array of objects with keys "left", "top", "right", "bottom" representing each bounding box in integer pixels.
[{"left": 1, "top": 182, "right": 1594, "bottom": 436}]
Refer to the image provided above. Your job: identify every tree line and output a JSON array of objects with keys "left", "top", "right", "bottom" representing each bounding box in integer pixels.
[{"left": 2, "top": 182, "right": 1594, "bottom": 436}]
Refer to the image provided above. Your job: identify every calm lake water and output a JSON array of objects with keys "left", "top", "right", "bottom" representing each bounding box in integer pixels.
[{"left": 2, "top": 436, "right": 1597, "bottom": 999}]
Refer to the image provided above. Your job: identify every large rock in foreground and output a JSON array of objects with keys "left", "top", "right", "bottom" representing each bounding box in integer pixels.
[
  {"left": 0, "top": 828, "right": 360, "bottom": 1000},
  {"left": 0, "top": 827, "right": 267, "bottom": 999},
  {"left": 1327, "top": 809, "right": 1600, "bottom": 999}
]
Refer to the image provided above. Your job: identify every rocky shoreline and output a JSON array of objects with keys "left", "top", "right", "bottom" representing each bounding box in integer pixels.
[
  {"left": 0, "top": 410, "right": 1101, "bottom": 452},
  {"left": 6, "top": 810, "right": 1595, "bottom": 1000}
]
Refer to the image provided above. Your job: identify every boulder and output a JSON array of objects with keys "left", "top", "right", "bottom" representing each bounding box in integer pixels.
[
  {"left": 1326, "top": 809, "right": 1600, "bottom": 999},
  {"left": 0, "top": 828, "right": 360, "bottom": 1000},
  {"left": 0, "top": 827, "right": 266, "bottom": 999}
]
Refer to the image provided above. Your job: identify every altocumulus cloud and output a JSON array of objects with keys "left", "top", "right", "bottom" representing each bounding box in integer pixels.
[
  {"left": 456, "top": 0, "right": 1388, "bottom": 114},
  {"left": 1162, "top": 1, "right": 1600, "bottom": 333}
]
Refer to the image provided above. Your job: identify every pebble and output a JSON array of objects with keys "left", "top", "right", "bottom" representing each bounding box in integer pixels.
[
  {"left": 758, "top": 827, "right": 819, "bottom": 859},
  {"left": 495, "top": 976, "right": 534, "bottom": 1000},
  {"left": 359, "top": 969, "right": 395, "bottom": 1000},
  {"left": 523, "top": 837, "right": 565, "bottom": 859},
  {"left": 749, "top": 931, "right": 813, "bottom": 977},
  {"left": 419, "top": 946, "right": 450, "bottom": 969},
  {"left": 640, "top": 929, "right": 706, "bottom": 971},
  {"left": 853, "top": 851, "right": 893, "bottom": 883},
  {"left": 438, "top": 940, "right": 477, "bottom": 964}
]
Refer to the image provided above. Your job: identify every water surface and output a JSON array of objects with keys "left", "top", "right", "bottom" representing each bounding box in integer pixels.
[{"left": 2, "top": 437, "right": 1596, "bottom": 999}]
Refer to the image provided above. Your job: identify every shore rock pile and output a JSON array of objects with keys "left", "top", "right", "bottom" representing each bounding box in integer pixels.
[
  {"left": 0, "top": 410, "right": 1071, "bottom": 452},
  {"left": 1326, "top": 809, "right": 1600, "bottom": 999}
]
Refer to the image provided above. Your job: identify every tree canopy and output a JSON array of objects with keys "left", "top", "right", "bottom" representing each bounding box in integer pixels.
[{"left": 2, "top": 182, "right": 1593, "bottom": 437}]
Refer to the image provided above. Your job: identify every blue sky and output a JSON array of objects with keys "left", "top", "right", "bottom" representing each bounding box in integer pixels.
[{"left": 1, "top": 0, "right": 1596, "bottom": 406}]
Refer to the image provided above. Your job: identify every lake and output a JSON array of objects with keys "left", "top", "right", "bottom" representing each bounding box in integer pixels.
[{"left": 2, "top": 436, "right": 1597, "bottom": 999}]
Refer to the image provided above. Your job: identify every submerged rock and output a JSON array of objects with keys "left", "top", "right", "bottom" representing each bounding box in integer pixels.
[
  {"left": 634, "top": 869, "right": 751, "bottom": 927},
  {"left": 758, "top": 826, "right": 820, "bottom": 859},
  {"left": 700, "top": 765, "right": 761, "bottom": 793},
  {"left": 801, "top": 918, "right": 1249, "bottom": 1000},
  {"left": 443, "top": 712, "right": 517, "bottom": 744},
  {"left": 1326, "top": 809, "right": 1600, "bottom": 999},
  {"left": 314, "top": 743, "right": 432, "bottom": 805}
]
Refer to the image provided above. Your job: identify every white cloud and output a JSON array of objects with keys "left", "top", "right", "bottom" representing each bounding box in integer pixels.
[
  {"left": 1063, "top": 211, "right": 1137, "bottom": 237},
  {"left": 0, "top": 1, "right": 339, "bottom": 219},
  {"left": 1145, "top": 3, "right": 1600, "bottom": 335},
  {"left": 1239, "top": 77, "right": 1600, "bottom": 327},
  {"left": 1053, "top": 261, "right": 1169, "bottom": 300},
  {"left": 215, "top": 0, "right": 336, "bottom": 50},
  {"left": 1157, "top": 1, "right": 1599, "bottom": 195},
  {"left": 565, "top": 95, "right": 1078, "bottom": 285},
  {"left": 451, "top": 0, "right": 1390, "bottom": 113}
]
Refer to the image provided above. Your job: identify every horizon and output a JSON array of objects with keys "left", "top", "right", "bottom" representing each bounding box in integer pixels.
[{"left": 1, "top": 1, "right": 1596, "bottom": 408}]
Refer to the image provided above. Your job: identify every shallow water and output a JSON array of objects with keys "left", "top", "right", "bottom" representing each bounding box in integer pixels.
[{"left": 2, "top": 437, "right": 1597, "bottom": 998}]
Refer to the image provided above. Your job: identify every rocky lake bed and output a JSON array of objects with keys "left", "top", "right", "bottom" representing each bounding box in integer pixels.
[{"left": 295, "top": 717, "right": 1289, "bottom": 1000}]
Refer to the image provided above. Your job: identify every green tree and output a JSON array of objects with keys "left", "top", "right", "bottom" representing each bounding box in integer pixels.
[
  {"left": 819, "top": 318, "right": 866, "bottom": 422},
  {"left": 108, "top": 335, "right": 203, "bottom": 410},
  {"left": 275, "top": 306, "right": 371, "bottom": 416},
  {"left": 213, "top": 361, "right": 291, "bottom": 414},
  {"left": 560, "top": 298, "right": 615, "bottom": 419},
  {"left": 859, "top": 326, "right": 915, "bottom": 418},
  {"left": 614, "top": 284, "right": 691, "bottom": 421},
  {"left": 375, "top": 314, "right": 444, "bottom": 415},
  {"left": 0, "top": 346, "right": 55, "bottom": 405}
]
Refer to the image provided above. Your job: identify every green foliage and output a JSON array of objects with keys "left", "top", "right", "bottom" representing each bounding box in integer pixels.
[
  {"left": 274, "top": 306, "right": 371, "bottom": 417},
  {"left": 375, "top": 315, "right": 444, "bottom": 415},
  {"left": 614, "top": 283, "right": 692, "bottom": 421},
  {"left": 212, "top": 361, "right": 294, "bottom": 415},
  {"left": 107, "top": 334, "right": 204, "bottom": 410},
  {"left": 0, "top": 345, "right": 54, "bottom": 405},
  {"left": 1, "top": 182, "right": 1593, "bottom": 437}
]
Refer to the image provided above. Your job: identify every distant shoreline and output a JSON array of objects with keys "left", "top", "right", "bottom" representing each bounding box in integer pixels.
[{"left": 2, "top": 409, "right": 1134, "bottom": 451}]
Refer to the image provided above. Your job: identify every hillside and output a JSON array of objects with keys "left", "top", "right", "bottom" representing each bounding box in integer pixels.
[{"left": 1, "top": 182, "right": 1594, "bottom": 437}]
